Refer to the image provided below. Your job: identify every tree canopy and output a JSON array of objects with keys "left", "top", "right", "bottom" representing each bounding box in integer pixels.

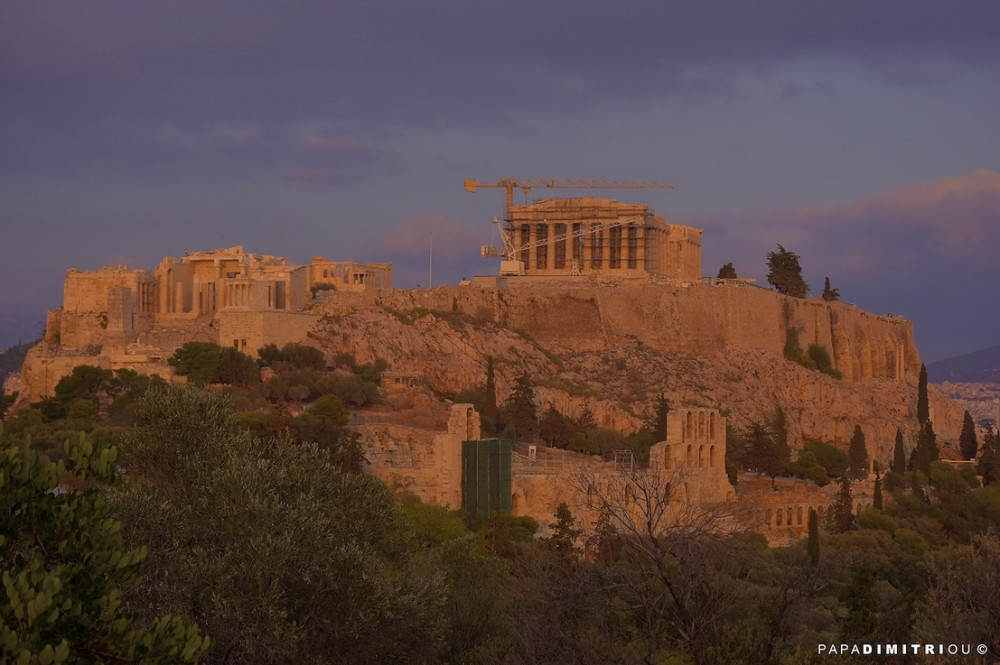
[
  {"left": 848, "top": 424, "right": 869, "bottom": 479},
  {"left": 960, "top": 410, "right": 979, "bottom": 461},
  {"left": 716, "top": 262, "right": 737, "bottom": 279},
  {"left": 113, "top": 387, "right": 444, "bottom": 665},
  {"left": 1, "top": 427, "right": 207, "bottom": 663},
  {"left": 766, "top": 244, "right": 809, "bottom": 298}
]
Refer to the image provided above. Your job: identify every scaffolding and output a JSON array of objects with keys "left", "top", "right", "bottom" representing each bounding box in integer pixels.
[{"left": 462, "top": 439, "right": 512, "bottom": 520}]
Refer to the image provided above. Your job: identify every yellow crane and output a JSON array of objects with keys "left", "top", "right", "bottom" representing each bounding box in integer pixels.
[
  {"left": 466, "top": 178, "right": 674, "bottom": 275},
  {"left": 464, "top": 178, "right": 674, "bottom": 221}
]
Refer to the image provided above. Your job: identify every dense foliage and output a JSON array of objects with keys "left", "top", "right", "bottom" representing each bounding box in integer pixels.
[
  {"left": 766, "top": 244, "right": 809, "bottom": 298},
  {"left": 5, "top": 361, "right": 1000, "bottom": 663},
  {"left": 1, "top": 425, "right": 208, "bottom": 663}
]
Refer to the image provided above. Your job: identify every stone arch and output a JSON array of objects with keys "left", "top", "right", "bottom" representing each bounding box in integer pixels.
[
  {"left": 698, "top": 411, "right": 706, "bottom": 440},
  {"left": 709, "top": 445, "right": 716, "bottom": 468},
  {"left": 710, "top": 412, "right": 716, "bottom": 440},
  {"left": 766, "top": 508, "right": 772, "bottom": 525},
  {"left": 625, "top": 484, "right": 636, "bottom": 505},
  {"left": 698, "top": 445, "right": 704, "bottom": 467},
  {"left": 797, "top": 506, "right": 804, "bottom": 525},
  {"left": 686, "top": 444, "right": 693, "bottom": 467},
  {"left": 776, "top": 508, "right": 783, "bottom": 527},
  {"left": 686, "top": 411, "right": 694, "bottom": 440}
]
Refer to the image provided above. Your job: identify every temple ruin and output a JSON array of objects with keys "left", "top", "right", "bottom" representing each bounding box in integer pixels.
[
  {"left": 499, "top": 197, "right": 701, "bottom": 279},
  {"left": 22, "top": 247, "right": 392, "bottom": 400}
]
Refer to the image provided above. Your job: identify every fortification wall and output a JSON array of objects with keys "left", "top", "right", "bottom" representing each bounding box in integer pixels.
[
  {"left": 374, "top": 282, "right": 919, "bottom": 384},
  {"left": 215, "top": 310, "right": 320, "bottom": 356},
  {"left": 15, "top": 346, "right": 108, "bottom": 403},
  {"left": 355, "top": 404, "right": 479, "bottom": 510}
]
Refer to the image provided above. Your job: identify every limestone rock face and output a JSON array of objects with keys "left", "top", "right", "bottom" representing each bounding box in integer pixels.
[
  {"left": 309, "top": 281, "right": 961, "bottom": 460},
  {"left": 17, "top": 278, "right": 963, "bottom": 461}
]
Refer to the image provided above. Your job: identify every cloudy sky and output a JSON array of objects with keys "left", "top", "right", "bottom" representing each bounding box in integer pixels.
[{"left": 2, "top": 1, "right": 998, "bottom": 363}]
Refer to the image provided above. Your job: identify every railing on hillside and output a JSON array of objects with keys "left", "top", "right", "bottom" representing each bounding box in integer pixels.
[
  {"left": 511, "top": 443, "right": 610, "bottom": 475},
  {"left": 348, "top": 412, "right": 405, "bottom": 426}
]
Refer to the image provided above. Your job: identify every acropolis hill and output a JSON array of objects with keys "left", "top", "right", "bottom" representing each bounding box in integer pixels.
[
  {"left": 11, "top": 195, "right": 970, "bottom": 541},
  {"left": 16, "top": 238, "right": 963, "bottom": 453}
]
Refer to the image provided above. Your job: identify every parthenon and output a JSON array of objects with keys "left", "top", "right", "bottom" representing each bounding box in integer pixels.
[{"left": 506, "top": 197, "right": 702, "bottom": 279}]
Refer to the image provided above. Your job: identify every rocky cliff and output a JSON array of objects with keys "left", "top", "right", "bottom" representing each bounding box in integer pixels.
[
  {"left": 14, "top": 277, "right": 964, "bottom": 461},
  {"left": 308, "top": 280, "right": 963, "bottom": 459}
]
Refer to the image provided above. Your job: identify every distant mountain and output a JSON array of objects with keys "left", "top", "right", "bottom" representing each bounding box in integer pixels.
[{"left": 928, "top": 345, "right": 1000, "bottom": 383}]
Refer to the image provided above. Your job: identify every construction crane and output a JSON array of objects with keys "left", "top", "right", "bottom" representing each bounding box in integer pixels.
[
  {"left": 466, "top": 178, "right": 674, "bottom": 275},
  {"left": 481, "top": 215, "right": 644, "bottom": 275},
  {"left": 464, "top": 178, "right": 674, "bottom": 223}
]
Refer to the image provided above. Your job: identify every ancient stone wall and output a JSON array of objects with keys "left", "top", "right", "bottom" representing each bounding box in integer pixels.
[
  {"left": 654, "top": 407, "right": 733, "bottom": 504},
  {"left": 309, "top": 258, "right": 393, "bottom": 292},
  {"left": 215, "top": 310, "right": 319, "bottom": 356},
  {"left": 357, "top": 404, "right": 479, "bottom": 509},
  {"left": 374, "top": 282, "right": 918, "bottom": 384}
]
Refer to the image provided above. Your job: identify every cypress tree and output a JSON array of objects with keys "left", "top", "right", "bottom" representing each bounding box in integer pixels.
[
  {"left": 833, "top": 474, "right": 854, "bottom": 532},
  {"left": 848, "top": 424, "right": 869, "bottom": 479},
  {"left": 917, "top": 363, "right": 929, "bottom": 425},
  {"left": 913, "top": 420, "right": 939, "bottom": 473},
  {"left": 873, "top": 465, "right": 883, "bottom": 510},
  {"left": 887, "top": 428, "right": 906, "bottom": 491},
  {"left": 959, "top": 410, "right": 978, "bottom": 460},
  {"left": 821, "top": 276, "right": 840, "bottom": 302},
  {"left": 892, "top": 429, "right": 906, "bottom": 475},
  {"left": 978, "top": 425, "right": 998, "bottom": 485},
  {"left": 653, "top": 393, "right": 670, "bottom": 442},
  {"left": 807, "top": 508, "right": 820, "bottom": 565}
]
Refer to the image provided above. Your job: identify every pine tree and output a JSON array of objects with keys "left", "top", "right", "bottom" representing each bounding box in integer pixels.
[
  {"left": 848, "top": 424, "right": 869, "bottom": 479},
  {"left": 577, "top": 403, "right": 597, "bottom": 431},
  {"left": 500, "top": 373, "right": 538, "bottom": 441},
  {"left": 766, "top": 244, "right": 809, "bottom": 298},
  {"left": 917, "top": 363, "right": 929, "bottom": 425},
  {"left": 807, "top": 508, "right": 820, "bottom": 565},
  {"left": 548, "top": 502, "right": 582, "bottom": 561},
  {"left": 746, "top": 421, "right": 789, "bottom": 489},
  {"left": 717, "top": 262, "right": 738, "bottom": 279},
  {"left": 959, "top": 410, "right": 978, "bottom": 460}
]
